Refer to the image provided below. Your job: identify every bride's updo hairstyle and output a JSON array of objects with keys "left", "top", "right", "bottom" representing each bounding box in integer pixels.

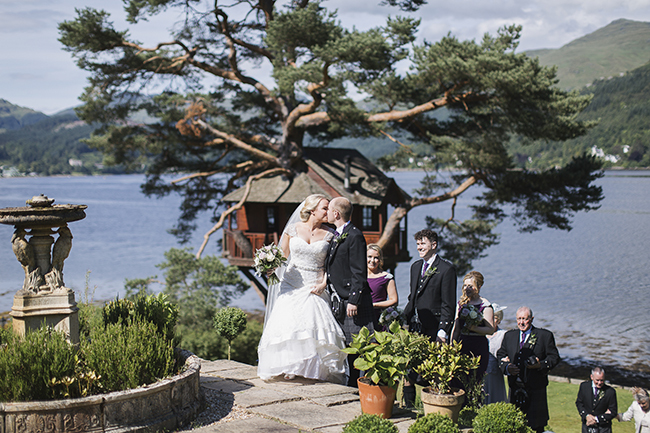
[
  {"left": 299, "top": 194, "right": 329, "bottom": 222},
  {"left": 459, "top": 270, "right": 484, "bottom": 306}
]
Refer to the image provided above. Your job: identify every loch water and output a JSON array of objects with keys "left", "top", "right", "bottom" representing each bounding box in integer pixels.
[{"left": 0, "top": 171, "right": 648, "bottom": 379}]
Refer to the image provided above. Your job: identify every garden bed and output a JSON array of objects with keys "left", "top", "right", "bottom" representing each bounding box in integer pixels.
[{"left": 0, "top": 349, "right": 202, "bottom": 433}]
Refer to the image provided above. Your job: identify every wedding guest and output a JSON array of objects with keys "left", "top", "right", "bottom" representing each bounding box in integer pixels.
[
  {"left": 576, "top": 367, "right": 617, "bottom": 433},
  {"left": 485, "top": 304, "right": 508, "bottom": 404},
  {"left": 366, "top": 244, "right": 398, "bottom": 330},
  {"left": 403, "top": 229, "right": 456, "bottom": 407},
  {"left": 497, "top": 306, "right": 560, "bottom": 433},
  {"left": 450, "top": 271, "right": 495, "bottom": 382},
  {"left": 617, "top": 387, "right": 650, "bottom": 432}
]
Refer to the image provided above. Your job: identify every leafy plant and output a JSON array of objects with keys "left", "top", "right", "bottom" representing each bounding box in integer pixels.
[
  {"left": 82, "top": 320, "right": 175, "bottom": 393},
  {"left": 415, "top": 340, "right": 480, "bottom": 395},
  {"left": 213, "top": 307, "right": 247, "bottom": 360},
  {"left": 458, "top": 406, "right": 478, "bottom": 429},
  {"left": 103, "top": 293, "right": 179, "bottom": 342},
  {"left": 408, "top": 413, "right": 460, "bottom": 433},
  {"left": 343, "top": 413, "right": 399, "bottom": 433},
  {"left": 472, "top": 402, "right": 533, "bottom": 433},
  {"left": 0, "top": 326, "right": 77, "bottom": 402},
  {"left": 343, "top": 321, "right": 425, "bottom": 389}
]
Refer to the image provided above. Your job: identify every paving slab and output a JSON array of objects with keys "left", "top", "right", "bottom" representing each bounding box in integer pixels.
[
  {"left": 232, "top": 386, "right": 301, "bottom": 408},
  {"left": 251, "top": 377, "right": 357, "bottom": 400},
  {"left": 200, "top": 375, "right": 224, "bottom": 385},
  {"left": 249, "top": 399, "right": 361, "bottom": 431},
  {"left": 201, "top": 379, "right": 255, "bottom": 394},
  {"left": 308, "top": 392, "right": 359, "bottom": 407},
  {"left": 206, "top": 365, "right": 259, "bottom": 381},
  {"left": 200, "top": 359, "right": 251, "bottom": 374},
  {"left": 191, "top": 416, "right": 302, "bottom": 433}
]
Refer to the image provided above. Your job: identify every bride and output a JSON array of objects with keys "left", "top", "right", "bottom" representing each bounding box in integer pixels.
[{"left": 257, "top": 194, "right": 348, "bottom": 384}]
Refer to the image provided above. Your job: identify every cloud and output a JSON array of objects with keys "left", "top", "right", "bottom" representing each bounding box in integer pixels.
[{"left": 2, "top": 0, "right": 650, "bottom": 113}]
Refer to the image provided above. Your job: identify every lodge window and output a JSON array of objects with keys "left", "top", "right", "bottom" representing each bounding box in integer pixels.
[
  {"left": 266, "top": 207, "right": 278, "bottom": 231},
  {"left": 362, "top": 207, "right": 374, "bottom": 230}
]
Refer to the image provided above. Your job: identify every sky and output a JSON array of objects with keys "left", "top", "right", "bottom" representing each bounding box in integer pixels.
[{"left": 1, "top": 0, "right": 650, "bottom": 115}]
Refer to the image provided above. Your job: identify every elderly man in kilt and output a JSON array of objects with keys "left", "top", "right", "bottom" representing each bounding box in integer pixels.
[{"left": 326, "top": 196, "right": 375, "bottom": 387}]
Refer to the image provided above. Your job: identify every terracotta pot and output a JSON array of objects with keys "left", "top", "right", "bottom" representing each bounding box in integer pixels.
[
  {"left": 357, "top": 377, "right": 397, "bottom": 418},
  {"left": 420, "top": 387, "right": 465, "bottom": 423}
]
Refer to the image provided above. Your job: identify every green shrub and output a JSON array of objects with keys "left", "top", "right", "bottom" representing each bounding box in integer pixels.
[
  {"left": 78, "top": 302, "right": 103, "bottom": 341},
  {"left": 408, "top": 413, "right": 460, "bottom": 433},
  {"left": 213, "top": 307, "right": 247, "bottom": 360},
  {"left": 103, "top": 293, "right": 178, "bottom": 342},
  {"left": 343, "top": 413, "right": 398, "bottom": 433},
  {"left": 82, "top": 320, "right": 175, "bottom": 393},
  {"left": 0, "top": 327, "right": 77, "bottom": 402},
  {"left": 458, "top": 406, "right": 478, "bottom": 429},
  {"left": 473, "top": 402, "right": 533, "bottom": 433}
]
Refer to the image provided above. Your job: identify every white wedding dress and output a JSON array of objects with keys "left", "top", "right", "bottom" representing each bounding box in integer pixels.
[{"left": 257, "top": 231, "right": 348, "bottom": 384}]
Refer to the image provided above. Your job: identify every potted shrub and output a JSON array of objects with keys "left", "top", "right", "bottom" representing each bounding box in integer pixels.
[
  {"left": 414, "top": 340, "right": 480, "bottom": 422},
  {"left": 343, "top": 321, "right": 427, "bottom": 418}
]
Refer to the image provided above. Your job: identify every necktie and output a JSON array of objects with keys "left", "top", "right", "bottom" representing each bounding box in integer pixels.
[
  {"left": 519, "top": 333, "right": 526, "bottom": 349},
  {"left": 594, "top": 387, "right": 598, "bottom": 399},
  {"left": 421, "top": 261, "right": 429, "bottom": 277}
]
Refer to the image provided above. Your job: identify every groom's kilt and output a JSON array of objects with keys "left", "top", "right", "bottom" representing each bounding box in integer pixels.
[{"left": 339, "top": 295, "right": 375, "bottom": 345}]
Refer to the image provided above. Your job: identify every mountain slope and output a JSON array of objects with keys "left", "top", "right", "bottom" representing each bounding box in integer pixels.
[
  {"left": 0, "top": 99, "right": 48, "bottom": 132},
  {"left": 526, "top": 19, "right": 650, "bottom": 90},
  {"left": 0, "top": 107, "right": 111, "bottom": 176},
  {"left": 510, "top": 60, "right": 650, "bottom": 168}
]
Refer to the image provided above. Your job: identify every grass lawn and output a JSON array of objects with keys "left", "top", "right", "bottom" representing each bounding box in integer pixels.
[
  {"left": 542, "top": 381, "right": 635, "bottom": 433},
  {"left": 410, "top": 380, "right": 638, "bottom": 432}
]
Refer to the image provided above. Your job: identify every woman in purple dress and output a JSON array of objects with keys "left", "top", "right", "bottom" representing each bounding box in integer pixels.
[
  {"left": 366, "top": 244, "right": 398, "bottom": 330},
  {"left": 450, "top": 271, "right": 495, "bottom": 382}
]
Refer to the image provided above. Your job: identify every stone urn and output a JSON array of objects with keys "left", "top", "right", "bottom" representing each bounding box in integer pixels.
[{"left": 0, "top": 194, "right": 87, "bottom": 343}]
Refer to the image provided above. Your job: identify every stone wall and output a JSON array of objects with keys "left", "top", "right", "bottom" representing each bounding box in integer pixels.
[{"left": 0, "top": 350, "right": 202, "bottom": 433}]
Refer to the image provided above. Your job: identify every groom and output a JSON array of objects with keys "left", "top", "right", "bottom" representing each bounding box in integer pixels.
[{"left": 326, "top": 196, "right": 374, "bottom": 387}]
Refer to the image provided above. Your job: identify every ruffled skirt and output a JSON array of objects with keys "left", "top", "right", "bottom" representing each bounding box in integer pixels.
[{"left": 257, "top": 287, "right": 348, "bottom": 384}]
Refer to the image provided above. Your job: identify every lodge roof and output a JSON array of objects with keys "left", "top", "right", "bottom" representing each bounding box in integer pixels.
[{"left": 222, "top": 147, "right": 410, "bottom": 207}]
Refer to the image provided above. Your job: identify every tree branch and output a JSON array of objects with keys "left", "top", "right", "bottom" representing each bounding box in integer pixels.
[
  {"left": 196, "top": 167, "right": 292, "bottom": 258},
  {"left": 186, "top": 117, "right": 281, "bottom": 165},
  {"left": 376, "top": 175, "right": 478, "bottom": 249}
]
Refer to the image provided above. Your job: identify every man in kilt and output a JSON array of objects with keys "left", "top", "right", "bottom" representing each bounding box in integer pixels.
[{"left": 326, "top": 196, "right": 374, "bottom": 387}]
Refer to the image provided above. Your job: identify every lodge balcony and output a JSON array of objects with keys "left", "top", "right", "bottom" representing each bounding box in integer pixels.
[{"left": 222, "top": 227, "right": 410, "bottom": 270}]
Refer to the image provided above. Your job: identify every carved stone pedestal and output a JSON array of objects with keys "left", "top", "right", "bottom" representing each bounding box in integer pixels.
[{"left": 10, "top": 290, "right": 80, "bottom": 344}]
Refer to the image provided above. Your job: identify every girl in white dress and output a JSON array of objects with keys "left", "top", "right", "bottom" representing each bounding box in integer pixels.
[{"left": 257, "top": 194, "right": 348, "bottom": 384}]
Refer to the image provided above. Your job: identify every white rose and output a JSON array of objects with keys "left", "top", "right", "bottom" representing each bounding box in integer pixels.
[{"left": 469, "top": 310, "right": 478, "bottom": 319}]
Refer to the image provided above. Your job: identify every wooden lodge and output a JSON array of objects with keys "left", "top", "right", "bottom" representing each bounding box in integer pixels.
[{"left": 221, "top": 147, "right": 411, "bottom": 301}]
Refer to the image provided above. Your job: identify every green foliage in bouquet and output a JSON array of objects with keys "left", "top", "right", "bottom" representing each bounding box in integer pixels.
[{"left": 343, "top": 413, "right": 399, "bottom": 433}]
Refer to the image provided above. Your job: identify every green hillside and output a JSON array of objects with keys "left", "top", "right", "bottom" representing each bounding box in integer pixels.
[
  {"left": 510, "top": 60, "right": 650, "bottom": 168},
  {"left": 0, "top": 99, "right": 48, "bottom": 133},
  {"left": 0, "top": 103, "right": 122, "bottom": 176},
  {"left": 526, "top": 19, "right": 650, "bottom": 90}
]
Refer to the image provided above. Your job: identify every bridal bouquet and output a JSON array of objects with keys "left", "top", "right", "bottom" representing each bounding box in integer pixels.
[
  {"left": 379, "top": 306, "right": 407, "bottom": 328},
  {"left": 254, "top": 244, "right": 287, "bottom": 285},
  {"left": 459, "top": 304, "right": 483, "bottom": 331}
]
